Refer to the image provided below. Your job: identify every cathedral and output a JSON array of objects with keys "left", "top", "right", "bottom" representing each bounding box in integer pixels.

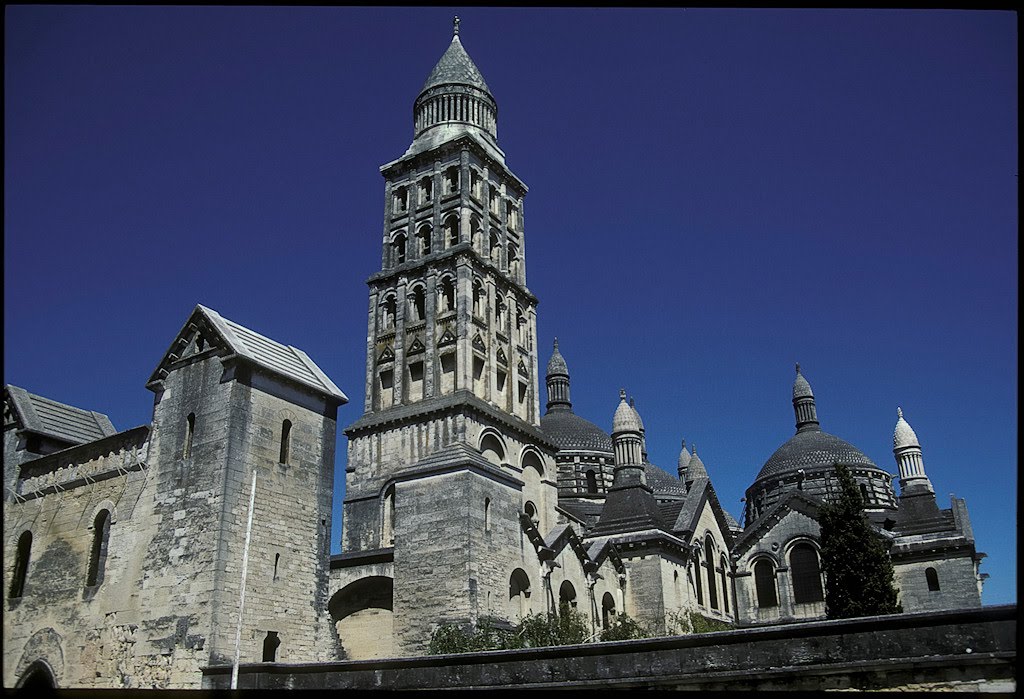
[{"left": 3, "top": 21, "right": 986, "bottom": 688}]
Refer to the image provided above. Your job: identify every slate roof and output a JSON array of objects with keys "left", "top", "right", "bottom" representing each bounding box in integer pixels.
[
  {"left": 540, "top": 410, "right": 613, "bottom": 453},
  {"left": 151, "top": 305, "right": 346, "bottom": 403},
  {"left": 755, "top": 428, "right": 878, "bottom": 482},
  {"left": 644, "top": 464, "right": 687, "bottom": 498},
  {"left": 420, "top": 35, "right": 492, "bottom": 96},
  {"left": 5, "top": 385, "right": 116, "bottom": 445}
]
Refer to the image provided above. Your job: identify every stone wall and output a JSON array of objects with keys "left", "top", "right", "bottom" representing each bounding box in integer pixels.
[{"left": 205, "top": 604, "right": 1016, "bottom": 691}]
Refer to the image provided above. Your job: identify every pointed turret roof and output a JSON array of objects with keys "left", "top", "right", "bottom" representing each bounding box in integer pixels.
[
  {"left": 419, "top": 30, "right": 492, "bottom": 97},
  {"left": 793, "top": 362, "right": 814, "bottom": 399},
  {"left": 893, "top": 407, "right": 921, "bottom": 449},
  {"left": 546, "top": 337, "right": 569, "bottom": 377},
  {"left": 677, "top": 438, "right": 691, "bottom": 475},
  {"left": 686, "top": 444, "right": 708, "bottom": 481}
]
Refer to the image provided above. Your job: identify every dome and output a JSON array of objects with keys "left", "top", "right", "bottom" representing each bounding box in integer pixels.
[
  {"left": 612, "top": 391, "right": 642, "bottom": 434},
  {"left": 540, "top": 410, "right": 613, "bottom": 453},
  {"left": 629, "top": 397, "right": 645, "bottom": 432},
  {"left": 893, "top": 407, "right": 920, "bottom": 449},
  {"left": 546, "top": 338, "right": 568, "bottom": 377},
  {"left": 755, "top": 429, "right": 878, "bottom": 482}
]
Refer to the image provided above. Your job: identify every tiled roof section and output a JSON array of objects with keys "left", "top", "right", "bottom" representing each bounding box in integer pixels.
[
  {"left": 644, "top": 464, "right": 687, "bottom": 498},
  {"left": 421, "top": 35, "right": 491, "bottom": 95},
  {"left": 540, "top": 410, "right": 613, "bottom": 453},
  {"left": 199, "top": 306, "right": 347, "bottom": 402},
  {"left": 5, "top": 385, "right": 116, "bottom": 445},
  {"left": 755, "top": 428, "right": 878, "bottom": 482}
]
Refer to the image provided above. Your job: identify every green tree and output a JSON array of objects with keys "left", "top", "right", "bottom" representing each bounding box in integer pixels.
[{"left": 819, "top": 462, "right": 902, "bottom": 618}]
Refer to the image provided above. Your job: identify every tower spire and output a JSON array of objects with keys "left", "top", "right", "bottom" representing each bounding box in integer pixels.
[
  {"left": 893, "top": 406, "right": 933, "bottom": 494},
  {"left": 792, "top": 363, "right": 820, "bottom": 433},
  {"left": 545, "top": 337, "right": 572, "bottom": 413}
]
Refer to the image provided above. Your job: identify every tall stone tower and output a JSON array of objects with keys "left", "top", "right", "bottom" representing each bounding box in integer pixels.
[{"left": 340, "top": 19, "right": 559, "bottom": 654}]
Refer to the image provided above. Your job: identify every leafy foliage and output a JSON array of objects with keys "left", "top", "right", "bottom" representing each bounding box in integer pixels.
[
  {"left": 598, "top": 612, "right": 651, "bottom": 641},
  {"left": 427, "top": 607, "right": 593, "bottom": 654},
  {"left": 666, "top": 609, "right": 733, "bottom": 635},
  {"left": 819, "top": 462, "right": 902, "bottom": 619}
]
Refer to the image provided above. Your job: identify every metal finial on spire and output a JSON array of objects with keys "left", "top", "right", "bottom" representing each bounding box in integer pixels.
[
  {"left": 795, "top": 362, "right": 801, "bottom": 374},
  {"left": 692, "top": 443, "right": 698, "bottom": 456},
  {"left": 681, "top": 438, "right": 686, "bottom": 449},
  {"left": 453, "top": 16, "right": 460, "bottom": 36},
  {"left": 619, "top": 388, "right": 626, "bottom": 400},
  {"left": 553, "top": 337, "right": 559, "bottom": 351},
  {"left": 897, "top": 406, "right": 903, "bottom": 419}
]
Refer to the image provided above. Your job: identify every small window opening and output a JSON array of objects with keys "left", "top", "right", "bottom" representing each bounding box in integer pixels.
[
  {"left": 484, "top": 498, "right": 491, "bottom": 532},
  {"left": 196, "top": 334, "right": 205, "bottom": 351},
  {"left": 524, "top": 501, "right": 539, "bottom": 526},
  {"left": 859, "top": 483, "right": 869, "bottom": 503},
  {"left": 926, "top": 567, "right": 940, "bottom": 592},
  {"left": 183, "top": 413, "right": 195, "bottom": 459},
  {"left": 381, "top": 296, "right": 397, "bottom": 330},
  {"left": 410, "top": 287, "right": 426, "bottom": 322},
  {"left": 418, "top": 176, "right": 432, "bottom": 206},
  {"left": 279, "top": 420, "right": 292, "bottom": 465},
  {"left": 273, "top": 553, "right": 281, "bottom": 581},
  {"left": 10, "top": 531, "right": 32, "bottom": 599},
  {"left": 86, "top": 509, "right": 111, "bottom": 588},
  {"left": 754, "top": 559, "right": 778, "bottom": 608},
  {"left": 586, "top": 470, "right": 598, "bottom": 494},
  {"left": 418, "top": 226, "right": 431, "bottom": 256},
  {"left": 439, "top": 278, "right": 455, "bottom": 313},
  {"left": 262, "top": 631, "right": 281, "bottom": 662},
  {"left": 393, "top": 233, "right": 407, "bottom": 264},
  {"left": 444, "top": 216, "right": 459, "bottom": 247},
  {"left": 443, "top": 166, "right": 459, "bottom": 196}
]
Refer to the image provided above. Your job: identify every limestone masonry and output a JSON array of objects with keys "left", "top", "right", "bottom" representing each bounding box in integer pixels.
[{"left": 3, "top": 21, "right": 989, "bottom": 689}]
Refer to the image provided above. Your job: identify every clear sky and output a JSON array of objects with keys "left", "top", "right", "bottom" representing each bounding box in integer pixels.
[{"left": 4, "top": 7, "right": 1017, "bottom": 605}]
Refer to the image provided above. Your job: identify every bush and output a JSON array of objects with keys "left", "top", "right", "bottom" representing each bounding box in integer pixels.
[
  {"left": 666, "top": 609, "right": 734, "bottom": 635},
  {"left": 598, "top": 613, "right": 651, "bottom": 642}
]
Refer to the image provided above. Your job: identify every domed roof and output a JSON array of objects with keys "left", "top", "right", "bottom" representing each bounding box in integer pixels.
[
  {"left": 686, "top": 447, "right": 709, "bottom": 481},
  {"left": 756, "top": 429, "right": 878, "bottom": 482},
  {"left": 546, "top": 338, "right": 568, "bottom": 377},
  {"left": 612, "top": 390, "right": 642, "bottom": 434},
  {"left": 540, "top": 410, "right": 613, "bottom": 453},
  {"left": 419, "top": 33, "right": 491, "bottom": 97},
  {"left": 893, "top": 407, "right": 920, "bottom": 449}
]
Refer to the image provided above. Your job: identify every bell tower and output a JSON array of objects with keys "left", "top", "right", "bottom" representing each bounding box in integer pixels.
[{"left": 339, "top": 20, "right": 558, "bottom": 654}]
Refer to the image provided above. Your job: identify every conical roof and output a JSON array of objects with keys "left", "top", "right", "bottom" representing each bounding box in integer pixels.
[
  {"left": 893, "top": 407, "right": 920, "bottom": 449},
  {"left": 419, "top": 34, "right": 492, "bottom": 97},
  {"left": 677, "top": 439, "right": 691, "bottom": 472},
  {"left": 793, "top": 363, "right": 813, "bottom": 399},
  {"left": 686, "top": 445, "right": 709, "bottom": 481},
  {"left": 612, "top": 390, "right": 642, "bottom": 434},
  {"left": 546, "top": 338, "right": 568, "bottom": 377}
]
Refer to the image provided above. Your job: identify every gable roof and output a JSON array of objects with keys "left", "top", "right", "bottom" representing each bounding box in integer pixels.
[
  {"left": 670, "top": 477, "right": 737, "bottom": 549},
  {"left": 147, "top": 305, "right": 346, "bottom": 403},
  {"left": 5, "top": 385, "right": 117, "bottom": 445},
  {"left": 731, "top": 489, "right": 823, "bottom": 558}
]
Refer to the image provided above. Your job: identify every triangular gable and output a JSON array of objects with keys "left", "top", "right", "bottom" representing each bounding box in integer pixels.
[
  {"left": 407, "top": 337, "right": 426, "bottom": 356},
  {"left": 378, "top": 346, "right": 395, "bottom": 362},
  {"left": 496, "top": 348, "right": 508, "bottom": 365},
  {"left": 586, "top": 538, "right": 626, "bottom": 577},
  {"left": 730, "top": 490, "right": 823, "bottom": 558},
  {"left": 472, "top": 333, "right": 486, "bottom": 352},
  {"left": 517, "top": 360, "right": 529, "bottom": 377},
  {"left": 437, "top": 328, "right": 457, "bottom": 347},
  {"left": 672, "top": 478, "right": 737, "bottom": 550},
  {"left": 146, "top": 305, "right": 346, "bottom": 403}
]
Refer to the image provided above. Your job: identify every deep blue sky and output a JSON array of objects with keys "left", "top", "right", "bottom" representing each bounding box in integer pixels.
[{"left": 5, "top": 7, "right": 1016, "bottom": 605}]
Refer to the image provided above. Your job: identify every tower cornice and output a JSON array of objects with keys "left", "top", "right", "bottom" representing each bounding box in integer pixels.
[{"left": 380, "top": 134, "right": 527, "bottom": 197}]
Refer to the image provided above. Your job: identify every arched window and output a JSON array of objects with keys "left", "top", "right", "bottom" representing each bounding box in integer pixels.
[
  {"left": 86, "top": 509, "right": 111, "bottom": 588},
  {"left": 754, "top": 559, "right": 778, "bottom": 608},
  {"left": 471, "top": 215, "right": 483, "bottom": 253},
  {"left": 472, "top": 279, "right": 484, "bottom": 317},
  {"left": 409, "top": 286, "right": 426, "bottom": 322},
  {"left": 860, "top": 483, "right": 869, "bottom": 503},
  {"left": 523, "top": 501, "right": 538, "bottom": 526},
  {"left": 926, "top": 567, "right": 940, "bottom": 592},
  {"left": 509, "top": 568, "right": 531, "bottom": 620},
  {"left": 693, "top": 554, "right": 704, "bottom": 605},
  {"left": 444, "top": 215, "right": 459, "bottom": 248},
  {"left": 417, "top": 176, "right": 432, "bottom": 206},
  {"left": 508, "top": 242, "right": 519, "bottom": 276},
  {"left": 480, "top": 433, "right": 505, "bottom": 466},
  {"left": 704, "top": 536, "right": 719, "bottom": 610},
  {"left": 585, "top": 469, "right": 598, "bottom": 494},
  {"left": 262, "top": 631, "right": 281, "bottom": 662},
  {"left": 489, "top": 230, "right": 501, "bottom": 264},
  {"left": 438, "top": 277, "right": 455, "bottom": 313},
  {"left": 279, "top": 420, "right": 291, "bottom": 465},
  {"left": 417, "top": 225, "right": 432, "bottom": 256},
  {"left": 601, "top": 591, "right": 616, "bottom": 627},
  {"left": 790, "top": 543, "right": 824, "bottom": 604},
  {"left": 381, "top": 295, "right": 397, "bottom": 330},
  {"left": 392, "top": 185, "right": 408, "bottom": 214},
  {"left": 559, "top": 580, "right": 577, "bottom": 609},
  {"left": 392, "top": 233, "right": 407, "bottom": 264},
  {"left": 719, "top": 554, "right": 730, "bottom": 614},
  {"left": 183, "top": 412, "right": 195, "bottom": 459},
  {"left": 443, "top": 166, "right": 459, "bottom": 196},
  {"left": 9, "top": 531, "right": 32, "bottom": 598}
]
